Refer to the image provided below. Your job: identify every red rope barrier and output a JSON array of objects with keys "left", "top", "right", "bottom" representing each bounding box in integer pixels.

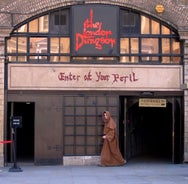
[{"left": 0, "top": 140, "right": 13, "bottom": 144}]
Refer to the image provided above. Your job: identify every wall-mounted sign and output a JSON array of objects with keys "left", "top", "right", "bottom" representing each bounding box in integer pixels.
[
  {"left": 139, "top": 98, "right": 167, "bottom": 107},
  {"left": 72, "top": 5, "right": 118, "bottom": 56},
  {"left": 11, "top": 116, "right": 22, "bottom": 128}
]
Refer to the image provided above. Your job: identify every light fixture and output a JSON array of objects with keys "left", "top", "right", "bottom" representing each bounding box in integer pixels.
[
  {"left": 155, "top": 4, "right": 165, "bottom": 13},
  {"left": 140, "top": 91, "right": 154, "bottom": 97}
]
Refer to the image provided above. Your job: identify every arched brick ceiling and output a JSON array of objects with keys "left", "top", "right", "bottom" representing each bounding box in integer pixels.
[{"left": 0, "top": 0, "right": 188, "bottom": 31}]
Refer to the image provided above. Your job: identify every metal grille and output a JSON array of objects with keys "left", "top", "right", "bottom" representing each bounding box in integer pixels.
[{"left": 63, "top": 94, "right": 118, "bottom": 156}]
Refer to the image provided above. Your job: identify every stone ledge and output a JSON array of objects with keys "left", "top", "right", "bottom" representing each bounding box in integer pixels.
[
  {"left": 0, "top": 155, "right": 4, "bottom": 167},
  {"left": 63, "top": 156, "right": 100, "bottom": 166},
  {"left": 184, "top": 153, "right": 188, "bottom": 162}
]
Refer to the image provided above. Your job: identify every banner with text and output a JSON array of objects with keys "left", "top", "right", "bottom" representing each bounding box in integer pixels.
[{"left": 8, "top": 64, "right": 182, "bottom": 91}]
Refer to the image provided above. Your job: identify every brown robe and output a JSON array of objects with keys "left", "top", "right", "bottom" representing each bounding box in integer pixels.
[{"left": 100, "top": 111, "right": 126, "bottom": 166}]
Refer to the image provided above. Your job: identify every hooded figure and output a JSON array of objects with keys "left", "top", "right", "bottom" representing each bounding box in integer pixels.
[{"left": 100, "top": 111, "right": 126, "bottom": 166}]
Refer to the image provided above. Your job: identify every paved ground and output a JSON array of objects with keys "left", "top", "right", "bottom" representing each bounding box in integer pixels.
[{"left": 1, "top": 159, "right": 188, "bottom": 184}]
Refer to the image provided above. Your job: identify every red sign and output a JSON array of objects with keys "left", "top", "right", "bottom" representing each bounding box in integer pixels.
[
  {"left": 75, "top": 8, "right": 116, "bottom": 51},
  {"left": 72, "top": 5, "right": 118, "bottom": 56}
]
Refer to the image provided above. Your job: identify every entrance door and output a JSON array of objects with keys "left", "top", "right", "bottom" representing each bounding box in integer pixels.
[
  {"left": 120, "top": 97, "right": 183, "bottom": 163},
  {"left": 6, "top": 102, "right": 35, "bottom": 163}
]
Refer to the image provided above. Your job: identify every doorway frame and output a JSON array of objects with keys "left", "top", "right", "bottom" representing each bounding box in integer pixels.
[
  {"left": 119, "top": 96, "right": 184, "bottom": 164},
  {"left": 5, "top": 102, "right": 35, "bottom": 164}
]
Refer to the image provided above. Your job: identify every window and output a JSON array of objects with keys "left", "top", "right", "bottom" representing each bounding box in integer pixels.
[
  {"left": 6, "top": 8, "right": 70, "bottom": 63},
  {"left": 39, "top": 15, "right": 49, "bottom": 32},
  {"left": 50, "top": 37, "right": 70, "bottom": 62},
  {"left": 50, "top": 9, "right": 69, "bottom": 34},
  {"left": 5, "top": 6, "right": 182, "bottom": 64},
  {"left": 120, "top": 10, "right": 140, "bottom": 34},
  {"left": 120, "top": 10, "right": 182, "bottom": 64}
]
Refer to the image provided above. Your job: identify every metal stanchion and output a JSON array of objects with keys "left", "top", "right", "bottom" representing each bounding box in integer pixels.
[{"left": 9, "top": 116, "right": 23, "bottom": 172}]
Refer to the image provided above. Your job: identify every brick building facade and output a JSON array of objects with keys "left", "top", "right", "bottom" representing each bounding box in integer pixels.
[{"left": 0, "top": 0, "right": 188, "bottom": 166}]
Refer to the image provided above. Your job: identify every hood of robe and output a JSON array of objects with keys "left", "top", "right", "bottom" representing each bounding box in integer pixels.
[{"left": 102, "top": 111, "right": 116, "bottom": 129}]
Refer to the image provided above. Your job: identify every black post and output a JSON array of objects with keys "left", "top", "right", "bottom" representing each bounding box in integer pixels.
[{"left": 9, "top": 127, "right": 22, "bottom": 172}]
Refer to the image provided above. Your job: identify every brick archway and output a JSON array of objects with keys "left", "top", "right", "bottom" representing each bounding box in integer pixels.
[{"left": 0, "top": 0, "right": 187, "bottom": 30}]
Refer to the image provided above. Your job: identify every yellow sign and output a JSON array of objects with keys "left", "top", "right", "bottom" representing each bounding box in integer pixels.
[{"left": 139, "top": 98, "right": 166, "bottom": 107}]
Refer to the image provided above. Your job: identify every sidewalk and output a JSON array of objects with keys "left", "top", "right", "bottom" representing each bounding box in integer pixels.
[{"left": 1, "top": 159, "right": 188, "bottom": 184}]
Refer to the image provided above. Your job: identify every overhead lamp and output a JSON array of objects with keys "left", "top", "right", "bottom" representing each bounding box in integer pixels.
[
  {"left": 155, "top": 4, "right": 165, "bottom": 13},
  {"left": 140, "top": 91, "right": 154, "bottom": 97}
]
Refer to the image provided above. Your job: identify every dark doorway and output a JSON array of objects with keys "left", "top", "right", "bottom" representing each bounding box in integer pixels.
[
  {"left": 6, "top": 102, "right": 35, "bottom": 163},
  {"left": 119, "top": 97, "right": 183, "bottom": 163}
]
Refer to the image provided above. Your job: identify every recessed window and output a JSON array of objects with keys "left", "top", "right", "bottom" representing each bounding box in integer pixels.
[
  {"left": 18, "top": 37, "right": 27, "bottom": 53},
  {"left": 151, "top": 20, "right": 160, "bottom": 34},
  {"left": 172, "top": 39, "right": 180, "bottom": 54},
  {"left": 131, "top": 38, "right": 139, "bottom": 53},
  {"left": 120, "top": 38, "right": 129, "bottom": 54},
  {"left": 120, "top": 10, "right": 182, "bottom": 64},
  {"left": 30, "top": 37, "right": 47, "bottom": 54},
  {"left": 50, "top": 37, "right": 71, "bottom": 54},
  {"left": 162, "top": 25, "right": 170, "bottom": 34},
  {"left": 141, "top": 38, "right": 159, "bottom": 54},
  {"left": 50, "top": 9, "right": 69, "bottom": 34},
  {"left": 162, "top": 38, "right": 170, "bottom": 54},
  {"left": 6, "top": 7, "right": 182, "bottom": 64},
  {"left": 29, "top": 19, "right": 38, "bottom": 32},
  {"left": 120, "top": 10, "right": 140, "bottom": 34},
  {"left": 7, "top": 37, "right": 16, "bottom": 53},
  {"left": 55, "top": 14, "right": 66, "bottom": 25},
  {"left": 141, "top": 16, "right": 150, "bottom": 34},
  {"left": 39, "top": 15, "right": 49, "bottom": 32},
  {"left": 18, "top": 24, "right": 27, "bottom": 32},
  {"left": 122, "top": 12, "right": 136, "bottom": 27}
]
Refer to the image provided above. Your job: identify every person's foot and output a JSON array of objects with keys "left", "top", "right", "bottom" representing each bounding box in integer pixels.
[{"left": 120, "top": 160, "right": 127, "bottom": 166}]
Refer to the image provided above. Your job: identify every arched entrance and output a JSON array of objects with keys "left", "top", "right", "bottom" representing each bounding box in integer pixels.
[{"left": 119, "top": 97, "right": 183, "bottom": 163}]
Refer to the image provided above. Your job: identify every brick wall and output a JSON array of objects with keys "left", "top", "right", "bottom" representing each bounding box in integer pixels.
[
  {"left": 0, "top": 0, "right": 188, "bottom": 29},
  {"left": 0, "top": 39, "right": 5, "bottom": 166},
  {"left": 184, "top": 40, "right": 188, "bottom": 161}
]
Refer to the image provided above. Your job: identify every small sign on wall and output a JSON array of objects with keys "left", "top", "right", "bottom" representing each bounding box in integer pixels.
[
  {"left": 139, "top": 98, "right": 167, "bottom": 107},
  {"left": 71, "top": 5, "right": 118, "bottom": 56},
  {"left": 11, "top": 116, "right": 22, "bottom": 128}
]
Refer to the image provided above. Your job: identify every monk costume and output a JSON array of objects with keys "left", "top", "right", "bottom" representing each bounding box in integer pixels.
[{"left": 100, "top": 111, "right": 126, "bottom": 166}]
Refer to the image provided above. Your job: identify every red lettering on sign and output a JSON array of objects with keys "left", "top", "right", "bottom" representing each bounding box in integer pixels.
[
  {"left": 112, "top": 72, "right": 139, "bottom": 84},
  {"left": 58, "top": 72, "right": 81, "bottom": 81},
  {"left": 58, "top": 71, "right": 139, "bottom": 85},
  {"left": 95, "top": 72, "right": 110, "bottom": 82},
  {"left": 75, "top": 9, "right": 116, "bottom": 51}
]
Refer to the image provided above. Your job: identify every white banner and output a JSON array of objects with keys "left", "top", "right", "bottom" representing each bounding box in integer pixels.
[{"left": 8, "top": 64, "right": 182, "bottom": 91}]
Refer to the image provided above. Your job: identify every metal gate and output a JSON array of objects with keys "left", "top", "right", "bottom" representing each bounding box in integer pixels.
[{"left": 62, "top": 94, "right": 119, "bottom": 156}]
